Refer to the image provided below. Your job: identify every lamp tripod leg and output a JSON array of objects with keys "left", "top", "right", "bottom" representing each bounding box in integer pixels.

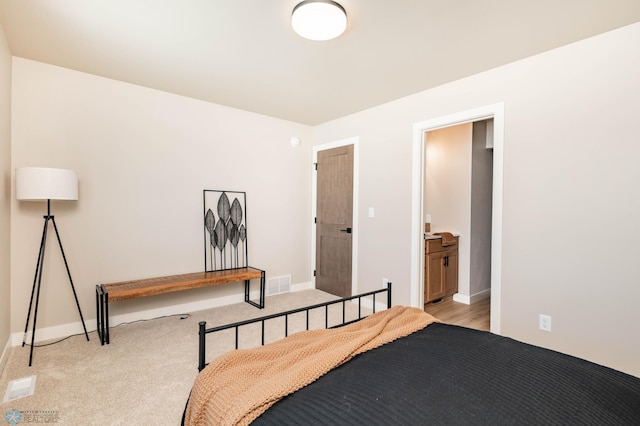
[
  {"left": 51, "top": 217, "right": 89, "bottom": 341},
  {"left": 22, "top": 217, "right": 49, "bottom": 348},
  {"left": 28, "top": 217, "right": 50, "bottom": 366}
]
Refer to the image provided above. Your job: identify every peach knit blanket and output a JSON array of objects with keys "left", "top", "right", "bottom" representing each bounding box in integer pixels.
[{"left": 184, "top": 306, "right": 438, "bottom": 426}]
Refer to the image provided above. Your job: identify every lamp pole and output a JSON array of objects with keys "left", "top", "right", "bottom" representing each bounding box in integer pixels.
[{"left": 22, "top": 199, "right": 90, "bottom": 366}]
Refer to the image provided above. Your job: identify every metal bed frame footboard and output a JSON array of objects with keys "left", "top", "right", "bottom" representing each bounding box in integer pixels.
[{"left": 198, "top": 282, "right": 392, "bottom": 371}]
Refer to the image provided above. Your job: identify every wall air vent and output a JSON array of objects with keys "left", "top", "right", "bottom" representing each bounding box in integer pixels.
[{"left": 266, "top": 275, "right": 292, "bottom": 296}]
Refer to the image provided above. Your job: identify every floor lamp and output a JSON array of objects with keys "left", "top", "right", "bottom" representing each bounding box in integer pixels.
[{"left": 16, "top": 167, "right": 90, "bottom": 366}]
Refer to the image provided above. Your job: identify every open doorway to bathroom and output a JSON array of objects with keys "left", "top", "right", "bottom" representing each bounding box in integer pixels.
[
  {"left": 410, "top": 103, "right": 504, "bottom": 334},
  {"left": 423, "top": 120, "right": 493, "bottom": 331}
]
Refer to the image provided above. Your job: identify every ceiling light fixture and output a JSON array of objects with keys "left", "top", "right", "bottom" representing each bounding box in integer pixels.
[{"left": 292, "top": 0, "right": 347, "bottom": 41}]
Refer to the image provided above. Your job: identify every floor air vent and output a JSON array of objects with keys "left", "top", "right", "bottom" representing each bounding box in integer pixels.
[
  {"left": 266, "top": 275, "right": 291, "bottom": 296},
  {"left": 3, "top": 376, "right": 36, "bottom": 402}
]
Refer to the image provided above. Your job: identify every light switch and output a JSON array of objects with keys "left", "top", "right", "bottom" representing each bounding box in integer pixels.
[{"left": 368, "top": 207, "right": 375, "bottom": 218}]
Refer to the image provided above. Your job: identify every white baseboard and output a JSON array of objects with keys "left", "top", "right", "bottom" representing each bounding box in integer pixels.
[
  {"left": 356, "top": 297, "right": 389, "bottom": 313},
  {"left": 11, "top": 319, "right": 93, "bottom": 346},
  {"left": 308, "top": 282, "right": 389, "bottom": 313},
  {"left": 349, "top": 286, "right": 390, "bottom": 313},
  {"left": 0, "top": 337, "right": 10, "bottom": 376},
  {"left": 10, "top": 281, "right": 315, "bottom": 346},
  {"left": 453, "top": 288, "right": 491, "bottom": 305},
  {"left": 291, "top": 281, "right": 313, "bottom": 291}
]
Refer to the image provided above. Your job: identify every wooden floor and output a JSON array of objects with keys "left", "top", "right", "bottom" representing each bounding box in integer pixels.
[{"left": 424, "top": 297, "right": 490, "bottom": 332}]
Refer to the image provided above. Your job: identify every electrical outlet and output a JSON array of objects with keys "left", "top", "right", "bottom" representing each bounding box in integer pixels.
[
  {"left": 382, "top": 277, "right": 390, "bottom": 288},
  {"left": 539, "top": 314, "right": 552, "bottom": 332}
]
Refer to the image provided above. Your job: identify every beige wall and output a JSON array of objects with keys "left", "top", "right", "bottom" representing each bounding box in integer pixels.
[
  {"left": 0, "top": 23, "right": 12, "bottom": 363},
  {"left": 425, "top": 124, "right": 473, "bottom": 296},
  {"left": 10, "top": 58, "right": 313, "bottom": 334},
  {"left": 314, "top": 23, "right": 640, "bottom": 377}
]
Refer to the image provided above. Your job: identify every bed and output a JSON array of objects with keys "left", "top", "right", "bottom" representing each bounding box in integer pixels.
[{"left": 183, "top": 284, "right": 640, "bottom": 425}]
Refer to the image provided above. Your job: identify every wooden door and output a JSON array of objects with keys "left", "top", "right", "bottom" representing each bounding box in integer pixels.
[{"left": 315, "top": 145, "right": 354, "bottom": 297}]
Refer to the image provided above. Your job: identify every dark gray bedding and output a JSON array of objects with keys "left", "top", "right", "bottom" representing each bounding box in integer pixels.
[{"left": 252, "top": 323, "right": 640, "bottom": 425}]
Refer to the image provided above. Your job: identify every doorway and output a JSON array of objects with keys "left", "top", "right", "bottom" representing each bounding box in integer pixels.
[
  {"left": 423, "top": 120, "right": 493, "bottom": 331},
  {"left": 312, "top": 137, "right": 359, "bottom": 297},
  {"left": 411, "top": 103, "right": 504, "bottom": 334},
  {"left": 424, "top": 120, "right": 493, "bottom": 304}
]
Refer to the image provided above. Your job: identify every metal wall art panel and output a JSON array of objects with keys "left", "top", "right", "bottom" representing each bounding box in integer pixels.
[{"left": 203, "top": 190, "right": 248, "bottom": 272}]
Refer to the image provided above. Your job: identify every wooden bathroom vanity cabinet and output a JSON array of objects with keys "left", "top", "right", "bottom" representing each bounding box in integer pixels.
[{"left": 424, "top": 235, "right": 458, "bottom": 304}]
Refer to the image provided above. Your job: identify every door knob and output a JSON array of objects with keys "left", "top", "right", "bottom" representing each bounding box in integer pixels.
[{"left": 340, "top": 227, "right": 352, "bottom": 234}]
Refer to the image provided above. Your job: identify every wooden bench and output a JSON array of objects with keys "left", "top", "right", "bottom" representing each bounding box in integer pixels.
[{"left": 95, "top": 267, "right": 265, "bottom": 345}]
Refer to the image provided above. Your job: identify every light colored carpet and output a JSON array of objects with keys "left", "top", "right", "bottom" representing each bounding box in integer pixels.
[{"left": 0, "top": 289, "right": 367, "bottom": 425}]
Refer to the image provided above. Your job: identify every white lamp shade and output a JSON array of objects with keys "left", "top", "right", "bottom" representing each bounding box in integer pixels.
[
  {"left": 292, "top": 0, "right": 347, "bottom": 41},
  {"left": 16, "top": 167, "right": 78, "bottom": 201}
]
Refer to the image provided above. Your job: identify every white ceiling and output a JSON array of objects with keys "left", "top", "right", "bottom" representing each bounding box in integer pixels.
[{"left": 1, "top": 0, "right": 639, "bottom": 125}]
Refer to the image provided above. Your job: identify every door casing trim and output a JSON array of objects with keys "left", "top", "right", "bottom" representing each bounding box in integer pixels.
[
  {"left": 312, "top": 137, "right": 359, "bottom": 296},
  {"left": 411, "top": 103, "right": 504, "bottom": 334}
]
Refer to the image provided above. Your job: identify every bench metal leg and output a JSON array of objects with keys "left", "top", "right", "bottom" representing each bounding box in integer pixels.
[
  {"left": 244, "top": 270, "right": 265, "bottom": 309},
  {"left": 96, "top": 285, "right": 102, "bottom": 345},
  {"left": 95, "top": 285, "right": 110, "bottom": 345},
  {"left": 96, "top": 285, "right": 107, "bottom": 345},
  {"left": 104, "top": 292, "right": 110, "bottom": 344},
  {"left": 259, "top": 270, "right": 265, "bottom": 307}
]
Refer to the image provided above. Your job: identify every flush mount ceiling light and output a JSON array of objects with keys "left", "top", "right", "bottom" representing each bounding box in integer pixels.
[{"left": 292, "top": 0, "right": 347, "bottom": 41}]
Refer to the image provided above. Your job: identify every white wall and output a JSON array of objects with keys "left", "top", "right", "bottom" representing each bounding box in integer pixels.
[
  {"left": 0, "top": 22, "right": 12, "bottom": 368},
  {"left": 313, "top": 23, "right": 640, "bottom": 377},
  {"left": 10, "top": 58, "right": 313, "bottom": 336},
  {"left": 425, "top": 124, "right": 472, "bottom": 297}
]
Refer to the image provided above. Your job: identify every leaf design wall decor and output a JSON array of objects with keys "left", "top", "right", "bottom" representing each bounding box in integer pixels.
[
  {"left": 239, "top": 224, "right": 247, "bottom": 266},
  {"left": 204, "top": 209, "right": 216, "bottom": 269},
  {"left": 203, "top": 190, "right": 248, "bottom": 272},
  {"left": 218, "top": 193, "right": 231, "bottom": 224},
  {"left": 230, "top": 198, "right": 243, "bottom": 226},
  {"left": 214, "top": 219, "right": 227, "bottom": 268}
]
